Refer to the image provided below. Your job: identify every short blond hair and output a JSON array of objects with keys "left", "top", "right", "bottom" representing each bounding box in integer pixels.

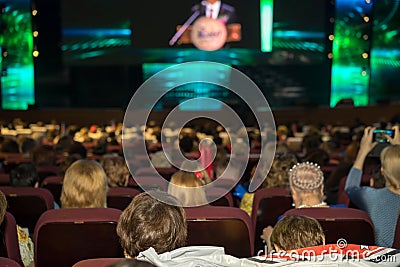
[
  {"left": 381, "top": 145, "right": 400, "bottom": 190},
  {"left": 61, "top": 160, "right": 108, "bottom": 208},
  {"left": 168, "top": 171, "right": 207, "bottom": 206}
]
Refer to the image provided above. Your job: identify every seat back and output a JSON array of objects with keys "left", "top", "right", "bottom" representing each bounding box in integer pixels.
[
  {"left": 72, "top": 258, "right": 124, "bottom": 267},
  {"left": 251, "top": 187, "right": 292, "bottom": 253},
  {"left": 107, "top": 187, "right": 141, "bottom": 210},
  {"left": 0, "top": 174, "right": 10, "bottom": 186},
  {"left": 132, "top": 176, "right": 168, "bottom": 191},
  {"left": 0, "top": 257, "right": 22, "bottom": 267},
  {"left": 41, "top": 176, "right": 63, "bottom": 207},
  {"left": 34, "top": 208, "right": 124, "bottom": 267},
  {"left": 185, "top": 206, "right": 253, "bottom": 257},
  {"left": 393, "top": 213, "right": 400, "bottom": 249},
  {"left": 0, "top": 212, "right": 24, "bottom": 266},
  {"left": 206, "top": 187, "right": 234, "bottom": 207},
  {"left": 0, "top": 186, "right": 54, "bottom": 234},
  {"left": 283, "top": 207, "right": 375, "bottom": 245}
]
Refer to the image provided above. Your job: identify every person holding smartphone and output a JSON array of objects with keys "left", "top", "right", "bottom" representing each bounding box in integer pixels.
[{"left": 345, "top": 126, "right": 400, "bottom": 247}]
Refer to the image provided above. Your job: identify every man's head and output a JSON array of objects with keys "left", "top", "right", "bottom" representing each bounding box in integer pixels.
[
  {"left": 270, "top": 215, "right": 325, "bottom": 251},
  {"left": 117, "top": 191, "right": 187, "bottom": 257}
]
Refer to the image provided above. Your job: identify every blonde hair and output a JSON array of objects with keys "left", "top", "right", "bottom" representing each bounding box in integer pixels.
[
  {"left": 380, "top": 145, "right": 400, "bottom": 191},
  {"left": 61, "top": 160, "right": 108, "bottom": 208},
  {"left": 168, "top": 171, "right": 207, "bottom": 206},
  {"left": 271, "top": 215, "right": 325, "bottom": 251}
]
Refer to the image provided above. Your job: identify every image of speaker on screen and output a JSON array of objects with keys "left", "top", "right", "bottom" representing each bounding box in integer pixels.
[
  {"left": 192, "top": 0, "right": 238, "bottom": 25},
  {"left": 169, "top": 0, "right": 241, "bottom": 51}
]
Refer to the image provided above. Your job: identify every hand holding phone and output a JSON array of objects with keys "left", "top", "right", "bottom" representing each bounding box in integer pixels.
[{"left": 373, "top": 129, "right": 394, "bottom": 143}]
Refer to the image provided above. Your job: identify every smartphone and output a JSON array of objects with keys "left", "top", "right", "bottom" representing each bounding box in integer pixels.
[{"left": 373, "top": 129, "right": 394, "bottom": 143}]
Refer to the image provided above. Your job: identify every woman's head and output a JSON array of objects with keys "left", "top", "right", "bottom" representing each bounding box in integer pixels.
[
  {"left": 168, "top": 171, "right": 207, "bottom": 207},
  {"left": 380, "top": 145, "right": 400, "bottom": 191},
  {"left": 101, "top": 155, "right": 130, "bottom": 187},
  {"left": 289, "top": 162, "right": 325, "bottom": 207},
  {"left": 270, "top": 215, "right": 325, "bottom": 251},
  {"left": 117, "top": 191, "right": 187, "bottom": 257},
  {"left": 263, "top": 152, "right": 298, "bottom": 188},
  {"left": 61, "top": 160, "right": 108, "bottom": 208}
]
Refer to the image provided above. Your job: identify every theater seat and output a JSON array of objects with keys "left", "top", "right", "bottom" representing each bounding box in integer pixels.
[
  {"left": 34, "top": 208, "right": 124, "bottom": 267},
  {"left": 107, "top": 187, "right": 141, "bottom": 210},
  {"left": 283, "top": 207, "right": 375, "bottom": 246},
  {"left": 185, "top": 206, "right": 254, "bottom": 257},
  {"left": 0, "top": 186, "right": 54, "bottom": 234},
  {"left": 393, "top": 213, "right": 400, "bottom": 249},
  {"left": 251, "top": 187, "right": 292, "bottom": 253},
  {"left": 0, "top": 257, "right": 22, "bottom": 267},
  {"left": 72, "top": 258, "right": 123, "bottom": 267},
  {"left": 41, "top": 176, "right": 63, "bottom": 207},
  {"left": 0, "top": 212, "right": 24, "bottom": 266},
  {"left": 206, "top": 187, "right": 234, "bottom": 207}
]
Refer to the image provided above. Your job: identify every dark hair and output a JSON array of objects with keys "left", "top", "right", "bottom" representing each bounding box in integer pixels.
[
  {"left": 20, "top": 138, "right": 37, "bottom": 154},
  {"left": 31, "top": 145, "right": 56, "bottom": 166},
  {"left": 117, "top": 191, "right": 187, "bottom": 257},
  {"left": 68, "top": 141, "right": 87, "bottom": 159},
  {"left": 10, "top": 163, "right": 39, "bottom": 187},
  {"left": 1, "top": 138, "right": 19, "bottom": 153}
]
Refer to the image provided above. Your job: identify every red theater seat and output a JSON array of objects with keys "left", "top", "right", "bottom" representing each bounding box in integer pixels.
[
  {"left": 0, "top": 212, "right": 24, "bottom": 266},
  {"left": 283, "top": 207, "right": 375, "bottom": 246},
  {"left": 251, "top": 187, "right": 292, "bottom": 253},
  {"left": 0, "top": 186, "right": 54, "bottom": 234},
  {"left": 185, "top": 206, "right": 254, "bottom": 257},
  {"left": 34, "top": 208, "right": 123, "bottom": 267},
  {"left": 107, "top": 187, "right": 141, "bottom": 210}
]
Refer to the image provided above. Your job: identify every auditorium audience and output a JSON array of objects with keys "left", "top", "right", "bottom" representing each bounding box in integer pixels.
[
  {"left": 60, "top": 159, "right": 108, "bottom": 208},
  {"left": 345, "top": 126, "right": 400, "bottom": 247},
  {"left": 168, "top": 170, "right": 207, "bottom": 206},
  {"left": 0, "top": 190, "right": 34, "bottom": 267}
]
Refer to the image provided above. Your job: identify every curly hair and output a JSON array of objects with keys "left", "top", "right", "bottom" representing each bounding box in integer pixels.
[
  {"left": 262, "top": 152, "right": 298, "bottom": 188},
  {"left": 101, "top": 156, "right": 130, "bottom": 187}
]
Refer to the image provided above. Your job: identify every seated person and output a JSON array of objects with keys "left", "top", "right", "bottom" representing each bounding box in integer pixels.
[
  {"left": 269, "top": 215, "right": 325, "bottom": 252},
  {"left": 168, "top": 170, "right": 207, "bottom": 207},
  {"left": 101, "top": 155, "right": 130, "bottom": 187},
  {"left": 260, "top": 162, "right": 333, "bottom": 250},
  {"left": 10, "top": 163, "right": 39, "bottom": 188},
  {"left": 116, "top": 191, "right": 187, "bottom": 258},
  {"left": 254, "top": 214, "right": 400, "bottom": 265},
  {"left": 345, "top": 126, "right": 400, "bottom": 247},
  {"left": 61, "top": 159, "right": 108, "bottom": 208}
]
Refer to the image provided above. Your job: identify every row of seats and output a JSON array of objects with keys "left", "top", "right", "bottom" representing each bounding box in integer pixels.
[
  {"left": 2, "top": 183, "right": 398, "bottom": 251},
  {"left": 4, "top": 205, "right": 400, "bottom": 267}
]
